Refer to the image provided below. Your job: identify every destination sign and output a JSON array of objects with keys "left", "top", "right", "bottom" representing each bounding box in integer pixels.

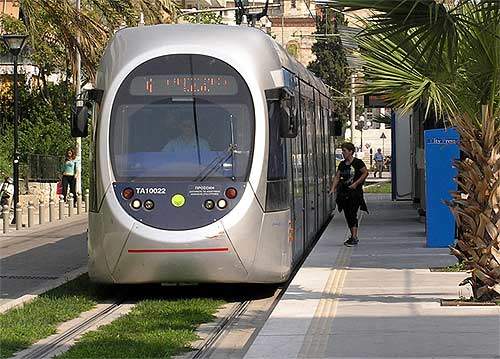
[{"left": 130, "top": 75, "right": 238, "bottom": 96}]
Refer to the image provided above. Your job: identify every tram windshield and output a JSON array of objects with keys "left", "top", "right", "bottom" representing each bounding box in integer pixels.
[{"left": 110, "top": 55, "right": 254, "bottom": 182}]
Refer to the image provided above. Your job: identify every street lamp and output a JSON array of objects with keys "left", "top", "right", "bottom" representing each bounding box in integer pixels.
[
  {"left": 2, "top": 34, "right": 28, "bottom": 224},
  {"left": 357, "top": 115, "right": 365, "bottom": 149}
]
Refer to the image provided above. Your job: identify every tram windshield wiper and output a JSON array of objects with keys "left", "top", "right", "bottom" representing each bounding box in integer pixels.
[{"left": 195, "top": 144, "right": 237, "bottom": 182}]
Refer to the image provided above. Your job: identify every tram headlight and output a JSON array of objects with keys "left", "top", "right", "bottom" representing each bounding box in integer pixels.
[
  {"left": 131, "top": 199, "right": 142, "bottom": 209},
  {"left": 144, "top": 199, "right": 154, "bottom": 210},
  {"left": 225, "top": 187, "right": 237, "bottom": 199},
  {"left": 122, "top": 187, "right": 134, "bottom": 200},
  {"left": 217, "top": 199, "right": 228, "bottom": 209},
  {"left": 204, "top": 199, "right": 215, "bottom": 210}
]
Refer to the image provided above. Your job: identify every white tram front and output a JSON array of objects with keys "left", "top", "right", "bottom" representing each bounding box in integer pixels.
[{"left": 74, "top": 24, "right": 338, "bottom": 284}]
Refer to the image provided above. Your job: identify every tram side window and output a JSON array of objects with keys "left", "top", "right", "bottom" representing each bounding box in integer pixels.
[
  {"left": 267, "top": 100, "right": 287, "bottom": 180},
  {"left": 266, "top": 100, "right": 289, "bottom": 212}
]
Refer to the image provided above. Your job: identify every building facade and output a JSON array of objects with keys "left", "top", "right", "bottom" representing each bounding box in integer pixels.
[{"left": 267, "top": 0, "right": 316, "bottom": 66}]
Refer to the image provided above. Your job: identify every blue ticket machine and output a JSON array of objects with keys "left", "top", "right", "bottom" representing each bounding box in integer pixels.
[{"left": 424, "top": 128, "right": 459, "bottom": 247}]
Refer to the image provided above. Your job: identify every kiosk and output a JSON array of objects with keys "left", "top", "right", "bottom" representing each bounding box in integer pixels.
[{"left": 424, "top": 128, "right": 459, "bottom": 247}]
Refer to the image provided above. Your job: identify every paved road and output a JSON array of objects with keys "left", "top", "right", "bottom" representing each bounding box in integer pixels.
[{"left": 0, "top": 217, "right": 88, "bottom": 306}]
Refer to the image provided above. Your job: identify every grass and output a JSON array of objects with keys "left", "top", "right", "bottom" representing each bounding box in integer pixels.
[
  {"left": 364, "top": 181, "right": 392, "bottom": 193},
  {"left": 0, "top": 275, "right": 115, "bottom": 359},
  {"left": 0, "top": 273, "right": 225, "bottom": 359},
  {"left": 430, "top": 262, "right": 468, "bottom": 272},
  {"left": 56, "top": 298, "right": 223, "bottom": 359},
  {"left": 440, "top": 262, "right": 468, "bottom": 272}
]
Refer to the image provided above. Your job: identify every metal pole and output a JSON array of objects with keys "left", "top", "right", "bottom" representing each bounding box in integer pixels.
[
  {"left": 2, "top": 205, "right": 9, "bottom": 234},
  {"left": 13, "top": 54, "right": 20, "bottom": 225},
  {"left": 27, "top": 201, "right": 33, "bottom": 228},
  {"left": 350, "top": 73, "right": 355, "bottom": 142},
  {"left": 59, "top": 195, "right": 64, "bottom": 220},
  {"left": 15, "top": 203, "right": 22, "bottom": 230},
  {"left": 75, "top": 0, "right": 82, "bottom": 195},
  {"left": 38, "top": 199, "right": 44, "bottom": 225},
  {"left": 49, "top": 198, "right": 55, "bottom": 222},
  {"left": 68, "top": 193, "right": 74, "bottom": 217},
  {"left": 76, "top": 192, "right": 82, "bottom": 215}
]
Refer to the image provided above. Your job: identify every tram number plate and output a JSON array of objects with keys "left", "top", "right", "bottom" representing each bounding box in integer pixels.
[{"left": 135, "top": 187, "right": 167, "bottom": 195}]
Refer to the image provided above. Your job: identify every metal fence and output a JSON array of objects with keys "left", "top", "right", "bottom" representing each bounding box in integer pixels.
[{"left": 26, "top": 154, "right": 61, "bottom": 182}]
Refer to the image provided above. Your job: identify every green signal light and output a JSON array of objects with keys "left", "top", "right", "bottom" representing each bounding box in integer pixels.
[{"left": 171, "top": 194, "right": 186, "bottom": 207}]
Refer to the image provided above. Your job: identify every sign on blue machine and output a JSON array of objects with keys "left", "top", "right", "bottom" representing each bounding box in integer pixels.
[{"left": 424, "top": 128, "right": 460, "bottom": 247}]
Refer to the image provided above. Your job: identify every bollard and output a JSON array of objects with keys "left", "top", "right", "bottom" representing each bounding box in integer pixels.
[
  {"left": 59, "top": 195, "right": 64, "bottom": 220},
  {"left": 39, "top": 199, "right": 45, "bottom": 225},
  {"left": 16, "top": 203, "right": 22, "bottom": 230},
  {"left": 84, "top": 189, "right": 89, "bottom": 213},
  {"left": 27, "top": 201, "right": 34, "bottom": 228},
  {"left": 76, "top": 192, "right": 82, "bottom": 215},
  {"left": 49, "top": 199, "right": 55, "bottom": 222},
  {"left": 68, "top": 193, "right": 74, "bottom": 217},
  {"left": 2, "top": 205, "right": 9, "bottom": 234}
]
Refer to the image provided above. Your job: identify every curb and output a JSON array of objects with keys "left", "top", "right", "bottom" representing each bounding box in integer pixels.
[{"left": 0, "top": 266, "right": 88, "bottom": 314}]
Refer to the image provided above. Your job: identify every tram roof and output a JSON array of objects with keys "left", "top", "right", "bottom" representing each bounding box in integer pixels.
[{"left": 97, "top": 24, "right": 330, "bottom": 99}]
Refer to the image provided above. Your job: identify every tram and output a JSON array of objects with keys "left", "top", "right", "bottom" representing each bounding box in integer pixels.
[{"left": 73, "top": 24, "right": 339, "bottom": 284}]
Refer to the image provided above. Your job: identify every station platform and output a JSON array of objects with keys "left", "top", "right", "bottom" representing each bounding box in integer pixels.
[{"left": 245, "top": 194, "right": 500, "bottom": 359}]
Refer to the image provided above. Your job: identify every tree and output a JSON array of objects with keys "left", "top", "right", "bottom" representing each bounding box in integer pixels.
[
  {"left": 11, "top": 0, "right": 178, "bottom": 85},
  {"left": 1, "top": 0, "right": 179, "bottom": 186},
  {"left": 183, "top": 12, "right": 223, "bottom": 24},
  {"left": 333, "top": 0, "right": 500, "bottom": 300},
  {"left": 308, "top": 7, "right": 350, "bottom": 122}
]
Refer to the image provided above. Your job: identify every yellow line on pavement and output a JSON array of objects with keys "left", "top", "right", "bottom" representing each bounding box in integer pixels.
[{"left": 298, "top": 244, "right": 353, "bottom": 358}]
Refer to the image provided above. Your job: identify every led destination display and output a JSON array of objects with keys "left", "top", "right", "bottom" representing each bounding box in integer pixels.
[{"left": 130, "top": 75, "right": 238, "bottom": 96}]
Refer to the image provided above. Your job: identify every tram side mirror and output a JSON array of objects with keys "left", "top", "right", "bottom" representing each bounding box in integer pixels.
[
  {"left": 71, "top": 103, "right": 90, "bottom": 138},
  {"left": 279, "top": 96, "right": 298, "bottom": 139},
  {"left": 328, "top": 111, "right": 343, "bottom": 137},
  {"left": 333, "top": 121, "right": 342, "bottom": 137}
]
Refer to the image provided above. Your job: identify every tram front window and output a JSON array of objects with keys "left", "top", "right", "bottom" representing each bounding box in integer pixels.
[{"left": 109, "top": 54, "right": 254, "bottom": 182}]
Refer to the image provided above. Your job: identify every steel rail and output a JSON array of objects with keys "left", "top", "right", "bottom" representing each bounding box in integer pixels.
[
  {"left": 190, "top": 214, "right": 334, "bottom": 358},
  {"left": 191, "top": 299, "right": 251, "bottom": 359},
  {"left": 19, "top": 297, "right": 127, "bottom": 359}
]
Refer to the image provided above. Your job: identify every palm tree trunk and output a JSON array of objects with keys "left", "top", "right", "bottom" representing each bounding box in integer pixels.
[{"left": 449, "top": 106, "right": 500, "bottom": 300}]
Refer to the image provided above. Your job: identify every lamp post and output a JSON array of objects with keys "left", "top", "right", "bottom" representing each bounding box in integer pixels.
[{"left": 2, "top": 34, "right": 28, "bottom": 224}]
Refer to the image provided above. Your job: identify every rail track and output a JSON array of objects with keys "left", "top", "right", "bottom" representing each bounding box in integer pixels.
[
  {"left": 16, "top": 297, "right": 129, "bottom": 359},
  {"left": 188, "top": 283, "right": 288, "bottom": 359}
]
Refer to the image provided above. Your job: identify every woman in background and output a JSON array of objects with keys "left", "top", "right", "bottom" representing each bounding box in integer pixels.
[
  {"left": 61, "top": 148, "right": 78, "bottom": 203},
  {"left": 329, "top": 142, "right": 369, "bottom": 246}
]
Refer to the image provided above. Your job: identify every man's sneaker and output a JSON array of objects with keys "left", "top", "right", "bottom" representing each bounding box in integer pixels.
[{"left": 344, "top": 237, "right": 359, "bottom": 247}]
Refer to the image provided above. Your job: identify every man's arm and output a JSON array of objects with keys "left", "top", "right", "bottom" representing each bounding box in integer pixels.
[{"left": 161, "top": 139, "right": 176, "bottom": 152}]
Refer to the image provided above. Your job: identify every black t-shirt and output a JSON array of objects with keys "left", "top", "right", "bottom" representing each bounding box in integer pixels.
[{"left": 337, "top": 158, "right": 366, "bottom": 193}]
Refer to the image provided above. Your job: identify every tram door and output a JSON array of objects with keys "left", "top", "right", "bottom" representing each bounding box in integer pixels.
[
  {"left": 305, "top": 97, "right": 317, "bottom": 241},
  {"left": 328, "top": 100, "right": 337, "bottom": 212},
  {"left": 315, "top": 96, "right": 325, "bottom": 227},
  {"left": 322, "top": 105, "right": 331, "bottom": 216},
  {"left": 290, "top": 93, "right": 305, "bottom": 262},
  {"left": 299, "top": 93, "right": 310, "bottom": 247}
]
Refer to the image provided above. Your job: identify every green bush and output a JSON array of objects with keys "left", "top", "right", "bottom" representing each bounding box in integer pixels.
[{"left": 0, "top": 81, "right": 90, "bottom": 188}]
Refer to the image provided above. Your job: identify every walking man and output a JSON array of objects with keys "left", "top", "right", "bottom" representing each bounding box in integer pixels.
[{"left": 330, "top": 142, "right": 369, "bottom": 246}]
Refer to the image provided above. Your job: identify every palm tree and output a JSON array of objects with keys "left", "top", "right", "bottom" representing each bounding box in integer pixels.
[
  {"left": 13, "top": 0, "right": 178, "bottom": 83},
  {"left": 332, "top": 0, "right": 500, "bottom": 300}
]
